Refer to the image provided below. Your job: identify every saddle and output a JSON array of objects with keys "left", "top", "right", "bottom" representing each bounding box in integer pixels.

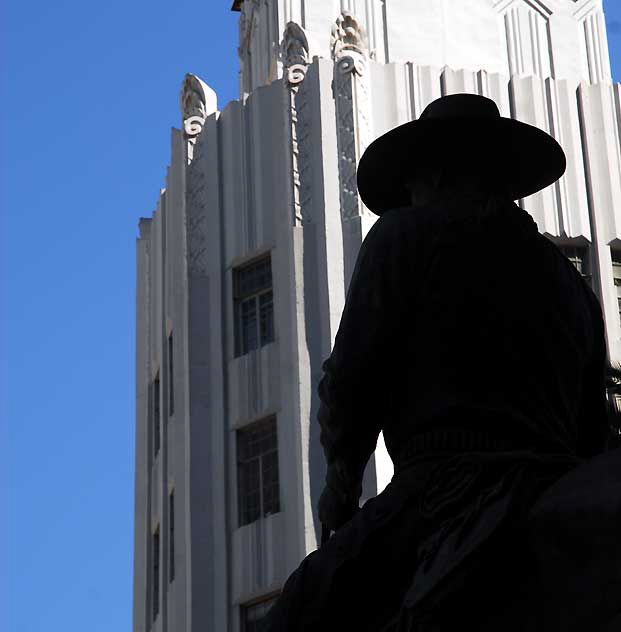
[
  {"left": 526, "top": 446, "right": 621, "bottom": 630},
  {"left": 395, "top": 447, "right": 621, "bottom": 631}
]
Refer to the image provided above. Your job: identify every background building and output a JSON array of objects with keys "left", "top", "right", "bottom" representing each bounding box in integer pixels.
[{"left": 133, "top": 1, "right": 621, "bottom": 630}]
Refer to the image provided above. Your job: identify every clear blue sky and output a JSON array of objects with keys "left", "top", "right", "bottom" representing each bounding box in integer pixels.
[{"left": 3, "top": 2, "right": 620, "bottom": 631}]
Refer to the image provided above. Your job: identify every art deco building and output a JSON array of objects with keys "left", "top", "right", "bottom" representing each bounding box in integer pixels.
[{"left": 133, "top": 1, "right": 621, "bottom": 630}]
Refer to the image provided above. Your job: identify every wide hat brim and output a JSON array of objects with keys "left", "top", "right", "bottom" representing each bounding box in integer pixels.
[{"left": 357, "top": 109, "right": 567, "bottom": 215}]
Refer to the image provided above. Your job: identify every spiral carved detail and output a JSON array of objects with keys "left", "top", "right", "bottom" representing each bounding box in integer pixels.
[
  {"left": 337, "top": 55, "right": 366, "bottom": 77},
  {"left": 184, "top": 115, "right": 206, "bottom": 137},
  {"left": 287, "top": 63, "right": 308, "bottom": 86}
]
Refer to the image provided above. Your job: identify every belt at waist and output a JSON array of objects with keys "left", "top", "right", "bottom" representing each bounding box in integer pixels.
[{"left": 392, "top": 428, "right": 530, "bottom": 472}]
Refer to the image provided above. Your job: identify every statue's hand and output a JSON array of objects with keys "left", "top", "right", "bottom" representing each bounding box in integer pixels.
[{"left": 318, "top": 485, "right": 359, "bottom": 532}]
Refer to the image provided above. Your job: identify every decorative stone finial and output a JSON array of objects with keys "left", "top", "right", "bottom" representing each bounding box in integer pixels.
[
  {"left": 180, "top": 73, "right": 217, "bottom": 162},
  {"left": 331, "top": 11, "right": 372, "bottom": 219},
  {"left": 281, "top": 22, "right": 310, "bottom": 87},
  {"left": 331, "top": 11, "right": 369, "bottom": 62}
]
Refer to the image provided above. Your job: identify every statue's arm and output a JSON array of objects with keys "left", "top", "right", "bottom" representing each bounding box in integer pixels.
[{"left": 317, "top": 210, "right": 409, "bottom": 504}]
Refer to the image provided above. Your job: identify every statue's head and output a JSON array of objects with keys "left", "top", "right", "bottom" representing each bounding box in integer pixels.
[
  {"left": 404, "top": 161, "right": 513, "bottom": 210},
  {"left": 357, "top": 93, "right": 566, "bottom": 216}
]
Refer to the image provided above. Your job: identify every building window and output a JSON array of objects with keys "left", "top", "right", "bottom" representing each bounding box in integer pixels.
[
  {"left": 612, "top": 250, "right": 621, "bottom": 323},
  {"left": 169, "top": 490, "right": 175, "bottom": 583},
  {"left": 236, "top": 417, "right": 280, "bottom": 527},
  {"left": 168, "top": 333, "right": 174, "bottom": 417},
  {"left": 559, "top": 245, "right": 592, "bottom": 286},
  {"left": 240, "top": 594, "right": 280, "bottom": 632},
  {"left": 153, "top": 372, "right": 161, "bottom": 458},
  {"left": 234, "top": 256, "right": 274, "bottom": 357},
  {"left": 152, "top": 526, "right": 160, "bottom": 622}
]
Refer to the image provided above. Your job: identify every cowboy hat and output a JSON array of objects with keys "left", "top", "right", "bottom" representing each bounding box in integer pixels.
[{"left": 356, "top": 93, "right": 566, "bottom": 215}]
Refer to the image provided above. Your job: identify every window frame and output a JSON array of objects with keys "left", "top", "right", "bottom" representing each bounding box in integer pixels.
[{"left": 233, "top": 255, "right": 275, "bottom": 357}]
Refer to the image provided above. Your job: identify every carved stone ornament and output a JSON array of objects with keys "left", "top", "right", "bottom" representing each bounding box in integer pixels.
[
  {"left": 179, "top": 73, "right": 217, "bottom": 162},
  {"left": 331, "top": 11, "right": 369, "bottom": 67},
  {"left": 336, "top": 53, "right": 367, "bottom": 77},
  {"left": 332, "top": 11, "right": 372, "bottom": 220},
  {"left": 281, "top": 21, "right": 310, "bottom": 87}
]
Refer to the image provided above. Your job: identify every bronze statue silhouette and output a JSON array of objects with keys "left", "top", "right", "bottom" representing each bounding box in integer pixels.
[{"left": 261, "top": 94, "right": 621, "bottom": 631}]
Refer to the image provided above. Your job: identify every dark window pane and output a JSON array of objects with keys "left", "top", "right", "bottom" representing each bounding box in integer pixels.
[
  {"left": 234, "top": 256, "right": 273, "bottom": 357},
  {"left": 256, "top": 260, "right": 271, "bottom": 291},
  {"left": 235, "top": 257, "right": 271, "bottom": 298},
  {"left": 241, "top": 298, "right": 258, "bottom": 354},
  {"left": 262, "top": 450, "right": 278, "bottom": 483},
  {"left": 262, "top": 450, "right": 280, "bottom": 517},
  {"left": 259, "top": 291, "right": 274, "bottom": 345},
  {"left": 238, "top": 458, "right": 261, "bottom": 526},
  {"left": 237, "top": 417, "right": 280, "bottom": 526}
]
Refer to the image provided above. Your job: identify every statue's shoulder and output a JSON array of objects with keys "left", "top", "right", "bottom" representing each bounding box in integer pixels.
[{"left": 367, "top": 207, "right": 416, "bottom": 245}]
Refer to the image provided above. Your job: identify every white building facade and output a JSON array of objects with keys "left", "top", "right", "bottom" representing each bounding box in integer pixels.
[{"left": 133, "top": 1, "right": 621, "bottom": 630}]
